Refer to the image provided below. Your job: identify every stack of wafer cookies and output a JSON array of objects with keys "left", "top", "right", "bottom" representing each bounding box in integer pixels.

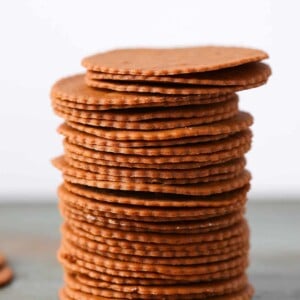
[
  {"left": 51, "top": 46, "right": 271, "bottom": 299},
  {"left": 0, "top": 253, "right": 13, "bottom": 287}
]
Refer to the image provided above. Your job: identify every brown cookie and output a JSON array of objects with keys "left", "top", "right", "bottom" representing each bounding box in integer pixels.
[
  {"left": 0, "top": 254, "right": 13, "bottom": 287},
  {"left": 61, "top": 250, "right": 248, "bottom": 280},
  {"left": 59, "top": 183, "right": 247, "bottom": 218},
  {"left": 53, "top": 156, "right": 251, "bottom": 195},
  {"left": 63, "top": 270, "right": 248, "bottom": 298},
  {"left": 85, "top": 77, "right": 266, "bottom": 95},
  {"left": 65, "top": 220, "right": 247, "bottom": 250},
  {"left": 71, "top": 265, "right": 246, "bottom": 288},
  {"left": 82, "top": 46, "right": 268, "bottom": 75},
  {"left": 53, "top": 94, "right": 238, "bottom": 121},
  {"left": 60, "top": 124, "right": 231, "bottom": 148},
  {"left": 51, "top": 74, "right": 234, "bottom": 108},
  {"left": 54, "top": 107, "right": 237, "bottom": 130},
  {"left": 0, "top": 254, "right": 5, "bottom": 267},
  {"left": 66, "top": 111, "right": 253, "bottom": 141},
  {"left": 62, "top": 237, "right": 248, "bottom": 266},
  {"left": 62, "top": 138, "right": 251, "bottom": 164},
  {"left": 62, "top": 223, "right": 249, "bottom": 257},
  {"left": 59, "top": 182, "right": 247, "bottom": 221},
  {"left": 62, "top": 237, "right": 249, "bottom": 282},
  {"left": 52, "top": 91, "right": 235, "bottom": 112},
  {"left": 86, "top": 62, "right": 270, "bottom": 86},
  {"left": 63, "top": 181, "right": 250, "bottom": 208},
  {"left": 63, "top": 156, "right": 246, "bottom": 180},
  {"left": 60, "top": 196, "right": 247, "bottom": 227},
  {"left": 61, "top": 284, "right": 254, "bottom": 299},
  {"left": 61, "top": 130, "right": 251, "bottom": 156},
  {"left": 55, "top": 155, "right": 243, "bottom": 186},
  {"left": 64, "top": 264, "right": 248, "bottom": 296},
  {"left": 60, "top": 245, "right": 248, "bottom": 286},
  {"left": 60, "top": 201, "right": 245, "bottom": 234}
]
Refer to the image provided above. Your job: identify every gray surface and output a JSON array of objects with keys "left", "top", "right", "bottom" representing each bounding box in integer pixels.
[{"left": 0, "top": 202, "right": 299, "bottom": 299}]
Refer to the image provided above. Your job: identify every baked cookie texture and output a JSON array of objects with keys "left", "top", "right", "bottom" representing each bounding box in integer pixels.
[{"left": 51, "top": 46, "right": 271, "bottom": 299}]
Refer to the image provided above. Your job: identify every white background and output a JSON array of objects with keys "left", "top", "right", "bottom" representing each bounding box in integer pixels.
[{"left": 0, "top": 0, "right": 299, "bottom": 202}]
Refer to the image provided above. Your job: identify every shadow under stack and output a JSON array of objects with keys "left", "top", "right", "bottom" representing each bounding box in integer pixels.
[{"left": 51, "top": 46, "right": 271, "bottom": 299}]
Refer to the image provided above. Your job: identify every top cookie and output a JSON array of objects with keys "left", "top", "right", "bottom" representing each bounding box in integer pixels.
[{"left": 82, "top": 46, "right": 268, "bottom": 76}]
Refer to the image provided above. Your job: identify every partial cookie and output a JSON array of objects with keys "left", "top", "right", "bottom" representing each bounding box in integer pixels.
[
  {"left": 0, "top": 254, "right": 13, "bottom": 287},
  {"left": 86, "top": 62, "right": 270, "bottom": 86},
  {"left": 82, "top": 46, "right": 268, "bottom": 75}
]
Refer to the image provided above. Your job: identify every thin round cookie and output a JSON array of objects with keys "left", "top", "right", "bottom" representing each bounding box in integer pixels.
[
  {"left": 59, "top": 124, "right": 233, "bottom": 148},
  {"left": 62, "top": 139, "right": 251, "bottom": 164},
  {"left": 82, "top": 46, "right": 268, "bottom": 75},
  {"left": 86, "top": 62, "right": 270, "bottom": 86},
  {"left": 85, "top": 77, "right": 267, "bottom": 95},
  {"left": 63, "top": 181, "right": 250, "bottom": 208},
  {"left": 59, "top": 195, "right": 247, "bottom": 223},
  {"left": 61, "top": 130, "right": 251, "bottom": 156},
  {"left": 60, "top": 284, "right": 254, "bottom": 300},
  {"left": 62, "top": 219, "right": 247, "bottom": 246},
  {"left": 58, "top": 183, "right": 248, "bottom": 214},
  {"left": 58, "top": 183, "right": 248, "bottom": 216},
  {"left": 64, "top": 263, "right": 247, "bottom": 294},
  {"left": 51, "top": 74, "right": 233, "bottom": 107},
  {"left": 53, "top": 107, "right": 237, "bottom": 130},
  {"left": 53, "top": 94, "right": 238, "bottom": 121},
  {"left": 60, "top": 206, "right": 245, "bottom": 234},
  {"left": 71, "top": 263, "right": 246, "bottom": 286},
  {"left": 52, "top": 91, "right": 235, "bottom": 111},
  {"left": 62, "top": 224, "right": 249, "bottom": 256},
  {"left": 64, "top": 147, "right": 246, "bottom": 171},
  {"left": 63, "top": 157, "right": 246, "bottom": 180},
  {"left": 60, "top": 244, "right": 248, "bottom": 280},
  {"left": 66, "top": 111, "right": 253, "bottom": 141},
  {"left": 61, "top": 237, "right": 248, "bottom": 265},
  {"left": 55, "top": 156, "right": 242, "bottom": 186},
  {"left": 64, "top": 218, "right": 247, "bottom": 246},
  {"left": 59, "top": 188, "right": 246, "bottom": 230},
  {"left": 53, "top": 157, "right": 251, "bottom": 196},
  {"left": 63, "top": 271, "right": 248, "bottom": 298},
  {"left": 58, "top": 184, "right": 248, "bottom": 217}
]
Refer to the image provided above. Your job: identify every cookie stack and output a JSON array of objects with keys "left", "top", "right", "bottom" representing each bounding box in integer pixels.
[
  {"left": 0, "top": 253, "right": 13, "bottom": 287},
  {"left": 51, "top": 46, "right": 271, "bottom": 299}
]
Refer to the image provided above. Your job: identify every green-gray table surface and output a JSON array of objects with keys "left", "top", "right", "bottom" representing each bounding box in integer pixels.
[{"left": 0, "top": 201, "right": 299, "bottom": 299}]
